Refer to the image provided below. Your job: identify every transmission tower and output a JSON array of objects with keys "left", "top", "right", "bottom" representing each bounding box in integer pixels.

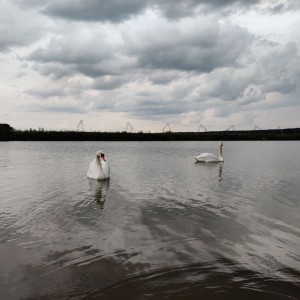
[
  {"left": 125, "top": 122, "right": 134, "bottom": 132},
  {"left": 77, "top": 120, "right": 84, "bottom": 131},
  {"left": 225, "top": 125, "right": 235, "bottom": 131},
  {"left": 197, "top": 124, "right": 207, "bottom": 132},
  {"left": 162, "top": 123, "right": 172, "bottom": 133}
]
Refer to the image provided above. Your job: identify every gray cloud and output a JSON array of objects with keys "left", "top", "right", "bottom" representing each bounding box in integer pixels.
[
  {"left": 43, "top": 0, "right": 147, "bottom": 22},
  {"left": 189, "top": 41, "right": 300, "bottom": 109},
  {"left": 12, "top": 0, "right": 49, "bottom": 8},
  {"left": 24, "top": 19, "right": 299, "bottom": 120},
  {"left": 25, "top": 79, "right": 88, "bottom": 99},
  {"left": 28, "top": 34, "right": 137, "bottom": 78},
  {"left": 32, "top": 62, "right": 75, "bottom": 79},
  {"left": 0, "top": 2, "right": 46, "bottom": 52},
  {"left": 30, "top": 104, "right": 85, "bottom": 114},
  {"left": 92, "top": 76, "right": 127, "bottom": 90},
  {"left": 261, "top": 1, "right": 300, "bottom": 14},
  {"left": 27, "top": 17, "right": 253, "bottom": 83},
  {"left": 259, "top": 42, "right": 300, "bottom": 95},
  {"left": 198, "top": 65, "right": 260, "bottom": 102},
  {"left": 147, "top": 70, "right": 183, "bottom": 85},
  {"left": 130, "top": 22, "right": 253, "bottom": 72},
  {"left": 93, "top": 98, "right": 118, "bottom": 111},
  {"left": 29, "top": 37, "right": 109, "bottom": 64},
  {"left": 118, "top": 96, "right": 188, "bottom": 117},
  {"left": 14, "top": 0, "right": 261, "bottom": 22},
  {"left": 155, "top": 0, "right": 260, "bottom": 19},
  {"left": 26, "top": 87, "right": 67, "bottom": 98},
  {"left": 3, "top": 0, "right": 299, "bottom": 130}
]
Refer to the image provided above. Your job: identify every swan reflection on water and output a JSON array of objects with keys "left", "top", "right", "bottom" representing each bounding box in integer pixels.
[
  {"left": 218, "top": 163, "right": 223, "bottom": 181},
  {"left": 194, "top": 161, "right": 223, "bottom": 181},
  {"left": 88, "top": 178, "right": 110, "bottom": 209}
]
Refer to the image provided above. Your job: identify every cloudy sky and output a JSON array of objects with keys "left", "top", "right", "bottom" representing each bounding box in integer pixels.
[{"left": 1, "top": 0, "right": 299, "bottom": 132}]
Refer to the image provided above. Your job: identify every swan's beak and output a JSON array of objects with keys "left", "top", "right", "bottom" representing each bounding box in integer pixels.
[{"left": 101, "top": 154, "right": 106, "bottom": 161}]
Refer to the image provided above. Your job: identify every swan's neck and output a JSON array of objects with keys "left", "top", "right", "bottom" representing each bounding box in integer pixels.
[{"left": 96, "top": 156, "right": 103, "bottom": 170}]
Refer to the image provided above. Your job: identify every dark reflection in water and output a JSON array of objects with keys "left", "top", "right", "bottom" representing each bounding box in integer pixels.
[
  {"left": 219, "top": 163, "right": 223, "bottom": 182},
  {"left": 194, "top": 161, "right": 224, "bottom": 182},
  {"left": 88, "top": 179, "right": 110, "bottom": 209},
  {"left": 91, "top": 258, "right": 300, "bottom": 300},
  {"left": 0, "top": 141, "right": 299, "bottom": 300}
]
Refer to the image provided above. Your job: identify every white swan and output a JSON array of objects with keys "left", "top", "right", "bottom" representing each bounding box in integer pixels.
[
  {"left": 194, "top": 142, "right": 224, "bottom": 162},
  {"left": 87, "top": 150, "right": 110, "bottom": 180}
]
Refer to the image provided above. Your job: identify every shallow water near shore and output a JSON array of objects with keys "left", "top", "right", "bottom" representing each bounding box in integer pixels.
[{"left": 0, "top": 141, "right": 299, "bottom": 299}]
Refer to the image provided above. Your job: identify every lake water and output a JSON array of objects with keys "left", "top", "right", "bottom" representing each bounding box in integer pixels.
[{"left": 0, "top": 141, "right": 299, "bottom": 299}]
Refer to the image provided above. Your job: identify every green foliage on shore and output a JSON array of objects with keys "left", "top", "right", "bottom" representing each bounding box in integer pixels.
[{"left": 1, "top": 125, "right": 300, "bottom": 141}]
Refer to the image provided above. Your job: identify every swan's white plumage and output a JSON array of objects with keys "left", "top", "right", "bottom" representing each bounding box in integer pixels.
[
  {"left": 87, "top": 150, "right": 110, "bottom": 180},
  {"left": 194, "top": 142, "right": 224, "bottom": 162}
]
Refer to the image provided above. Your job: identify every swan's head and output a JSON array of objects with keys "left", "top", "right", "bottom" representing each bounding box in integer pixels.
[
  {"left": 96, "top": 150, "right": 106, "bottom": 161},
  {"left": 219, "top": 141, "right": 223, "bottom": 147}
]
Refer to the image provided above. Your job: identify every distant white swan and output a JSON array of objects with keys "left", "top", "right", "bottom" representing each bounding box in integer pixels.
[
  {"left": 87, "top": 150, "right": 110, "bottom": 180},
  {"left": 194, "top": 142, "right": 224, "bottom": 162}
]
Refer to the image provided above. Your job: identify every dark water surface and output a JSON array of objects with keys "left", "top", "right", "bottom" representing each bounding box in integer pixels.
[{"left": 0, "top": 141, "right": 299, "bottom": 299}]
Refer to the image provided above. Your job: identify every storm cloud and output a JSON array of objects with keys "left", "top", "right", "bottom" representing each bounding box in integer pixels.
[{"left": 1, "top": 0, "right": 299, "bottom": 131}]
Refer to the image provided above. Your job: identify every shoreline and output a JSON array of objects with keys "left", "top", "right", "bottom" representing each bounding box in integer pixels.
[{"left": 1, "top": 125, "right": 300, "bottom": 141}]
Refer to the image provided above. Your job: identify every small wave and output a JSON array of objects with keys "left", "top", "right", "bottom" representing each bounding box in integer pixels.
[{"left": 87, "top": 259, "right": 300, "bottom": 300}]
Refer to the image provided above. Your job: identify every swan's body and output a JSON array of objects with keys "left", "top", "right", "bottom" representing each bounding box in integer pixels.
[
  {"left": 87, "top": 150, "right": 110, "bottom": 180},
  {"left": 194, "top": 142, "right": 224, "bottom": 162}
]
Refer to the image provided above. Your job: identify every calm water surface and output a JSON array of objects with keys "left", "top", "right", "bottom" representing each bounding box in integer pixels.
[{"left": 0, "top": 141, "right": 299, "bottom": 299}]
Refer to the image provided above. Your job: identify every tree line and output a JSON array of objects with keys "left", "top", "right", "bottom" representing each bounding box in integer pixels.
[{"left": 1, "top": 124, "right": 300, "bottom": 141}]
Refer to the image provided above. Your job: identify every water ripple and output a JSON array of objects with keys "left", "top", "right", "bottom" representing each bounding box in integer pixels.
[
  {"left": 89, "top": 258, "right": 300, "bottom": 300},
  {"left": 0, "top": 141, "right": 299, "bottom": 299}
]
